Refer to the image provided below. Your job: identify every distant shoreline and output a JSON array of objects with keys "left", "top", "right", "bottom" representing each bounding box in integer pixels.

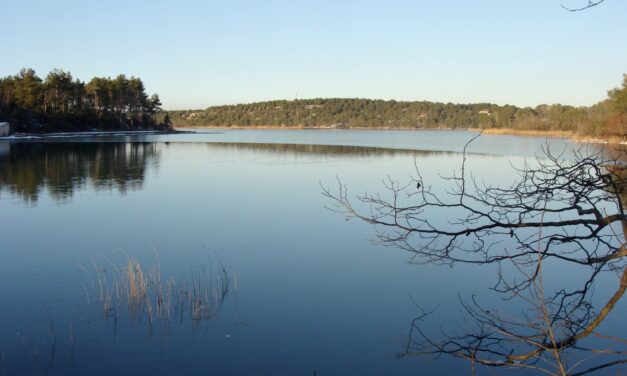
[
  {"left": 174, "top": 125, "right": 626, "bottom": 145},
  {"left": 0, "top": 129, "right": 187, "bottom": 141},
  {"left": 175, "top": 125, "right": 460, "bottom": 131},
  {"left": 1, "top": 126, "right": 622, "bottom": 145}
]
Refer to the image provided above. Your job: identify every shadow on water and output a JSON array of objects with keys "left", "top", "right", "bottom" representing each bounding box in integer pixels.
[{"left": 200, "top": 141, "right": 462, "bottom": 158}]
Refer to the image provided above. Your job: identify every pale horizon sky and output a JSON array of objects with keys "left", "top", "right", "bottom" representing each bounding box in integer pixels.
[{"left": 1, "top": 0, "right": 626, "bottom": 110}]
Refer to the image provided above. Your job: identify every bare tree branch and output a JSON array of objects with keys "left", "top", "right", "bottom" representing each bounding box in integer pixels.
[
  {"left": 323, "top": 141, "right": 626, "bottom": 374},
  {"left": 561, "top": 0, "right": 605, "bottom": 12}
]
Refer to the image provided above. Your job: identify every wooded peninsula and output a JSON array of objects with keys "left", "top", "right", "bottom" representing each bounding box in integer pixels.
[
  {"left": 170, "top": 75, "right": 626, "bottom": 142},
  {"left": 0, "top": 68, "right": 172, "bottom": 133}
]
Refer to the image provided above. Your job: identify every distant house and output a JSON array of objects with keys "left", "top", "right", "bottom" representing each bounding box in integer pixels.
[
  {"left": 478, "top": 109, "right": 491, "bottom": 115},
  {"left": 0, "top": 122, "right": 9, "bottom": 137}
]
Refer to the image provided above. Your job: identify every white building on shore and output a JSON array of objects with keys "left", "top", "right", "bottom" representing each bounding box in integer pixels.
[{"left": 0, "top": 122, "right": 9, "bottom": 137}]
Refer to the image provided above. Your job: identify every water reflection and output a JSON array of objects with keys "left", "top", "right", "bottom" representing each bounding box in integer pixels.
[
  {"left": 203, "top": 142, "right": 460, "bottom": 158},
  {"left": 0, "top": 136, "right": 566, "bottom": 375},
  {"left": 0, "top": 141, "right": 459, "bottom": 203},
  {"left": 0, "top": 142, "right": 159, "bottom": 203}
]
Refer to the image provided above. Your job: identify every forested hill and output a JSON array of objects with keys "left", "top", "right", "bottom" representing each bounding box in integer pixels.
[
  {"left": 170, "top": 98, "right": 599, "bottom": 131},
  {"left": 169, "top": 75, "right": 626, "bottom": 139}
]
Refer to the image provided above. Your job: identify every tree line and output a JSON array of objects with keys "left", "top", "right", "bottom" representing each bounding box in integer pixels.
[
  {"left": 0, "top": 68, "right": 172, "bottom": 132},
  {"left": 170, "top": 75, "right": 626, "bottom": 140}
]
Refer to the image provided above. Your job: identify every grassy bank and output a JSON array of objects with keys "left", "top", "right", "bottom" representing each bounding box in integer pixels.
[{"left": 474, "top": 127, "right": 625, "bottom": 144}]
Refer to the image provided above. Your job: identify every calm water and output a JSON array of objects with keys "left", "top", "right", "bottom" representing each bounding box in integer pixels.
[{"left": 0, "top": 130, "right": 623, "bottom": 375}]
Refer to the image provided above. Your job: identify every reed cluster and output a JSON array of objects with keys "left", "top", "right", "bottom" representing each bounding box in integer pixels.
[{"left": 85, "top": 257, "right": 231, "bottom": 325}]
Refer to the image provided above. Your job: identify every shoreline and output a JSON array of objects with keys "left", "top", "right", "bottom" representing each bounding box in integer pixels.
[
  {"left": 473, "top": 128, "right": 626, "bottom": 145},
  {"left": 0, "top": 129, "right": 188, "bottom": 141},
  {"left": 175, "top": 125, "right": 626, "bottom": 145},
  {"left": 1, "top": 126, "right": 623, "bottom": 145},
  {"left": 175, "top": 125, "right": 460, "bottom": 131}
]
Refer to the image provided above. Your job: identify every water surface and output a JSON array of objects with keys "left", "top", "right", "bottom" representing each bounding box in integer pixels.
[{"left": 0, "top": 130, "right": 623, "bottom": 375}]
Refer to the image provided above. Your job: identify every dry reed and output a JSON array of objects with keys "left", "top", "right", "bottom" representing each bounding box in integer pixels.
[{"left": 86, "top": 257, "right": 231, "bottom": 326}]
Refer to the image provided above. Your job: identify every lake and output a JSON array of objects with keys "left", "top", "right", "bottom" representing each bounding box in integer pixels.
[{"left": 0, "top": 129, "right": 624, "bottom": 375}]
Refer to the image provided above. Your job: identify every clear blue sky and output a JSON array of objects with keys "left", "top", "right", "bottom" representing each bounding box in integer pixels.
[{"left": 1, "top": 0, "right": 625, "bottom": 110}]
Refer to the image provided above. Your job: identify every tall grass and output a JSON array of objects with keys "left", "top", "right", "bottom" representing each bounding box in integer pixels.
[
  {"left": 125, "top": 260, "right": 147, "bottom": 303},
  {"left": 85, "top": 257, "right": 231, "bottom": 326}
]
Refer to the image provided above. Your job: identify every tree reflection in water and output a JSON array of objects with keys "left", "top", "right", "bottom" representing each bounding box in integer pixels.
[{"left": 0, "top": 142, "right": 159, "bottom": 203}]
